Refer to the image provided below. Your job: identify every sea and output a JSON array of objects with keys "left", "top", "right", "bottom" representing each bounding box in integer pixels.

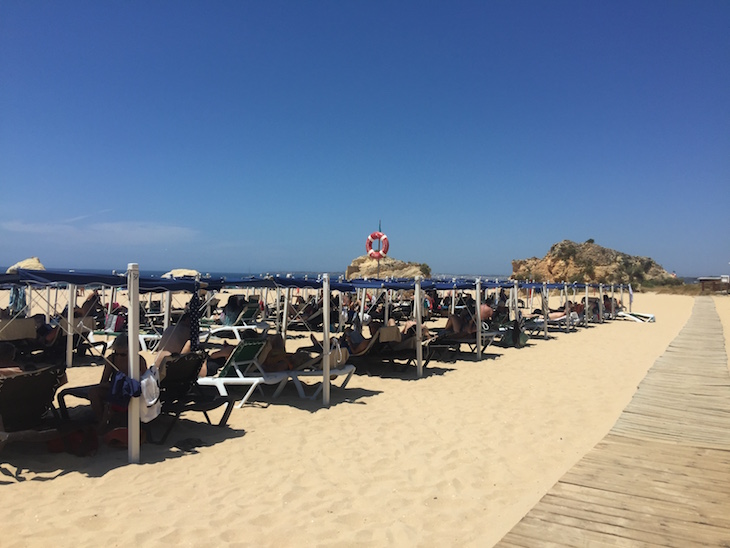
[{"left": 3, "top": 267, "right": 512, "bottom": 282}]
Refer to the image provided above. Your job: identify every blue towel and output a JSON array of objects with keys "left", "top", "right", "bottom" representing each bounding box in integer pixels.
[{"left": 109, "top": 371, "right": 142, "bottom": 407}]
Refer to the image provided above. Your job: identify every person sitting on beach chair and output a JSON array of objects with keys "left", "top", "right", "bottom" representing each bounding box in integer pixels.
[
  {"left": 88, "top": 334, "right": 148, "bottom": 427},
  {"left": 219, "top": 295, "right": 248, "bottom": 326},
  {"left": 154, "top": 312, "right": 236, "bottom": 378}
]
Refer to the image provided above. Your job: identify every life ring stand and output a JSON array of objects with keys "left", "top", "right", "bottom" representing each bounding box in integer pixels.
[{"left": 366, "top": 231, "right": 389, "bottom": 260}]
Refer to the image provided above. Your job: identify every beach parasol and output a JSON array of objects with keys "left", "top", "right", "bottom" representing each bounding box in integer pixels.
[
  {"left": 161, "top": 268, "right": 199, "bottom": 279},
  {"left": 6, "top": 256, "right": 45, "bottom": 273}
]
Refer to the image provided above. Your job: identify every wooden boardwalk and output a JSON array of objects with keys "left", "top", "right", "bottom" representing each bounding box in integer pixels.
[{"left": 498, "top": 297, "right": 730, "bottom": 547}]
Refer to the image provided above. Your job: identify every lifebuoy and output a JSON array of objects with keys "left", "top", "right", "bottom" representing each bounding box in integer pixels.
[{"left": 366, "top": 231, "right": 389, "bottom": 260}]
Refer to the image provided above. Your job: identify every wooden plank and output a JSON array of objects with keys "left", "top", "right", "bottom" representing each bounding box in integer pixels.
[
  {"left": 531, "top": 500, "right": 730, "bottom": 546},
  {"left": 546, "top": 483, "right": 730, "bottom": 528},
  {"left": 560, "top": 461, "right": 730, "bottom": 502},
  {"left": 498, "top": 297, "right": 730, "bottom": 546}
]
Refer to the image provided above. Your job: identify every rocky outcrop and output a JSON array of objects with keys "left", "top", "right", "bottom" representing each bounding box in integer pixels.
[
  {"left": 345, "top": 255, "right": 431, "bottom": 280},
  {"left": 6, "top": 257, "right": 45, "bottom": 273},
  {"left": 511, "top": 240, "right": 673, "bottom": 284}
]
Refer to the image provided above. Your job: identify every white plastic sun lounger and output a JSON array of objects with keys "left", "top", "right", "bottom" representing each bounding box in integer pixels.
[
  {"left": 617, "top": 311, "right": 656, "bottom": 323},
  {"left": 286, "top": 347, "right": 355, "bottom": 399},
  {"left": 197, "top": 339, "right": 288, "bottom": 408}
]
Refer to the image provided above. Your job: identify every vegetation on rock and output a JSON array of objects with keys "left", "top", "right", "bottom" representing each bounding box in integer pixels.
[{"left": 511, "top": 240, "right": 674, "bottom": 285}]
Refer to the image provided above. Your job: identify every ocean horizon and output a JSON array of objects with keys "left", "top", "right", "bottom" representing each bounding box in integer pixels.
[{"left": 2, "top": 266, "right": 513, "bottom": 281}]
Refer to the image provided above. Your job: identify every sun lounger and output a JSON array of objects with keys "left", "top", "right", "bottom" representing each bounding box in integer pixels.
[
  {"left": 203, "top": 305, "right": 269, "bottom": 343},
  {"left": 617, "top": 311, "right": 656, "bottom": 323},
  {"left": 197, "top": 339, "right": 288, "bottom": 408},
  {"left": 287, "top": 347, "right": 355, "bottom": 399},
  {"left": 0, "top": 365, "right": 66, "bottom": 452},
  {"left": 148, "top": 352, "right": 236, "bottom": 444},
  {"left": 427, "top": 323, "right": 501, "bottom": 360}
]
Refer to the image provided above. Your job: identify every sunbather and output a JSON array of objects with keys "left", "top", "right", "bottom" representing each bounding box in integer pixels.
[
  {"left": 257, "top": 333, "right": 312, "bottom": 372},
  {"left": 219, "top": 295, "right": 248, "bottom": 325},
  {"left": 441, "top": 304, "right": 493, "bottom": 338},
  {"left": 150, "top": 312, "right": 231, "bottom": 377}
]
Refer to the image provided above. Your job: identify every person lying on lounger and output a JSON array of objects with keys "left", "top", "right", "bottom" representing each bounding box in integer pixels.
[{"left": 441, "top": 304, "right": 493, "bottom": 338}]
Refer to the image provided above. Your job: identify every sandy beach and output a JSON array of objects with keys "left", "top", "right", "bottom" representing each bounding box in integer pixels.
[{"left": 3, "top": 292, "right": 726, "bottom": 547}]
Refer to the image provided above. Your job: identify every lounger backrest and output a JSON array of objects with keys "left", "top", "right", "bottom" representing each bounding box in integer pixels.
[
  {"left": 160, "top": 352, "right": 206, "bottom": 400},
  {"left": 349, "top": 330, "right": 382, "bottom": 357},
  {"left": 221, "top": 339, "right": 267, "bottom": 377},
  {"left": 378, "top": 326, "right": 402, "bottom": 343},
  {"left": 238, "top": 306, "right": 259, "bottom": 322},
  {"left": 0, "top": 318, "right": 37, "bottom": 341},
  {"left": 0, "top": 365, "right": 65, "bottom": 432}
]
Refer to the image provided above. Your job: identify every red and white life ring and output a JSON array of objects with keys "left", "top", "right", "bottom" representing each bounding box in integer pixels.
[{"left": 366, "top": 231, "right": 389, "bottom": 260}]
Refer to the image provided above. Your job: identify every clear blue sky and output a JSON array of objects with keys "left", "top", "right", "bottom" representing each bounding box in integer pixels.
[{"left": 1, "top": 1, "right": 728, "bottom": 277}]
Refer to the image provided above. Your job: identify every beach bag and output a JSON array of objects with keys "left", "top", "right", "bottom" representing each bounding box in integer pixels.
[
  {"left": 139, "top": 366, "right": 161, "bottom": 423},
  {"left": 105, "top": 313, "right": 125, "bottom": 332},
  {"left": 330, "top": 339, "right": 349, "bottom": 368}
]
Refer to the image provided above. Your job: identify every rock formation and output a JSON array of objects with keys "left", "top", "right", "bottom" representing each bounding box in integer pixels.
[
  {"left": 345, "top": 255, "right": 431, "bottom": 280},
  {"left": 511, "top": 240, "right": 673, "bottom": 284},
  {"left": 6, "top": 256, "right": 45, "bottom": 273}
]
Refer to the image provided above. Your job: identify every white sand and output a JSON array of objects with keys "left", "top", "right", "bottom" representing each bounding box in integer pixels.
[{"left": 4, "top": 292, "right": 723, "bottom": 547}]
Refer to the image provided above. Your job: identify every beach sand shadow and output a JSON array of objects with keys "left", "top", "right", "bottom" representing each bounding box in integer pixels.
[
  {"left": 0, "top": 416, "right": 246, "bottom": 483},
  {"left": 236, "top": 384, "right": 382, "bottom": 413}
]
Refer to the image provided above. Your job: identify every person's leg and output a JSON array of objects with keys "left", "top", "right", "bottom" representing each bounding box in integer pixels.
[{"left": 88, "top": 383, "right": 111, "bottom": 431}]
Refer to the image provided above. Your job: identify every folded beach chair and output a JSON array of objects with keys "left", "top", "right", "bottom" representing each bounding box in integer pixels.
[
  {"left": 0, "top": 365, "right": 66, "bottom": 452},
  {"left": 197, "top": 339, "right": 289, "bottom": 408},
  {"left": 288, "top": 346, "right": 355, "bottom": 399},
  {"left": 617, "top": 311, "right": 656, "bottom": 323}
]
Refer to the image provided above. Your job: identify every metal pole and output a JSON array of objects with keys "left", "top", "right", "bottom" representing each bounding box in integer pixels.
[
  {"left": 620, "top": 285, "right": 624, "bottom": 315},
  {"left": 358, "top": 288, "right": 366, "bottom": 323},
  {"left": 164, "top": 291, "right": 172, "bottom": 329},
  {"left": 127, "top": 263, "right": 141, "bottom": 464},
  {"left": 282, "top": 287, "right": 291, "bottom": 340},
  {"left": 476, "top": 279, "right": 482, "bottom": 361},
  {"left": 384, "top": 289, "right": 390, "bottom": 324},
  {"left": 45, "top": 286, "right": 51, "bottom": 323},
  {"left": 322, "top": 274, "right": 331, "bottom": 406},
  {"left": 66, "top": 284, "right": 76, "bottom": 368},
  {"left": 275, "top": 287, "right": 281, "bottom": 334},
  {"left": 598, "top": 284, "right": 604, "bottom": 323},
  {"left": 611, "top": 284, "right": 616, "bottom": 319},
  {"left": 542, "top": 282, "right": 548, "bottom": 340},
  {"left": 415, "top": 277, "right": 423, "bottom": 378},
  {"left": 564, "top": 282, "right": 569, "bottom": 333}
]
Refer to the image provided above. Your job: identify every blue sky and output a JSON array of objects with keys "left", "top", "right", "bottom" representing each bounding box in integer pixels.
[{"left": 1, "top": 1, "right": 728, "bottom": 277}]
